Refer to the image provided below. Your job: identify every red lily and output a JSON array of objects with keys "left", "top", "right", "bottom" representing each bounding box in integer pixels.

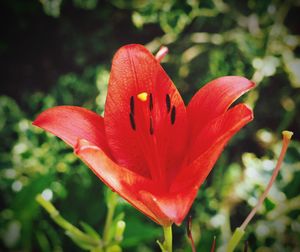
[{"left": 33, "top": 44, "right": 254, "bottom": 226}]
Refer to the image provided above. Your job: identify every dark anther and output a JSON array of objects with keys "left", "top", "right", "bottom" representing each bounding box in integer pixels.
[
  {"left": 149, "top": 117, "right": 154, "bottom": 135},
  {"left": 166, "top": 94, "right": 171, "bottom": 113},
  {"left": 149, "top": 93, "right": 153, "bottom": 111},
  {"left": 129, "top": 113, "right": 136, "bottom": 130},
  {"left": 171, "top": 106, "right": 176, "bottom": 125},
  {"left": 130, "top": 96, "right": 134, "bottom": 115}
]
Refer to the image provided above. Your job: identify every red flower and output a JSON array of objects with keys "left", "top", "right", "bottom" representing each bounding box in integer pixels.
[{"left": 33, "top": 44, "right": 254, "bottom": 226}]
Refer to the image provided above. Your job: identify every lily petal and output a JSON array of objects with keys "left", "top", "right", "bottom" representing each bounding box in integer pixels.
[
  {"left": 139, "top": 187, "right": 198, "bottom": 226},
  {"left": 74, "top": 139, "right": 165, "bottom": 225},
  {"left": 172, "top": 103, "right": 253, "bottom": 191},
  {"left": 187, "top": 76, "right": 255, "bottom": 136},
  {"left": 105, "top": 44, "right": 187, "bottom": 181},
  {"left": 33, "top": 106, "right": 111, "bottom": 155}
]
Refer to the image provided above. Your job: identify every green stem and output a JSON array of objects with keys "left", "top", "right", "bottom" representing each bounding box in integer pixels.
[
  {"left": 163, "top": 225, "right": 173, "bottom": 252},
  {"left": 36, "top": 195, "right": 101, "bottom": 247},
  {"left": 103, "top": 192, "right": 118, "bottom": 245},
  {"left": 226, "top": 228, "right": 245, "bottom": 252}
]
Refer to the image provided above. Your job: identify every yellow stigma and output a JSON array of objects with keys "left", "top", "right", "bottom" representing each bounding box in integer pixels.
[{"left": 137, "top": 92, "right": 148, "bottom": 102}]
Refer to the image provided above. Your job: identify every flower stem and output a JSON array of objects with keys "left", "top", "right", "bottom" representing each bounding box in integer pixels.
[
  {"left": 226, "top": 130, "right": 293, "bottom": 252},
  {"left": 103, "top": 192, "right": 118, "bottom": 245},
  {"left": 163, "top": 225, "right": 173, "bottom": 252},
  {"left": 226, "top": 228, "right": 245, "bottom": 252},
  {"left": 36, "top": 195, "right": 101, "bottom": 247}
]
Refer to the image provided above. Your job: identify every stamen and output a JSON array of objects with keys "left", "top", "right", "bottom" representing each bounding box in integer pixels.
[
  {"left": 171, "top": 106, "right": 176, "bottom": 124},
  {"left": 137, "top": 92, "right": 148, "bottom": 102},
  {"left": 149, "top": 117, "right": 154, "bottom": 135},
  {"left": 166, "top": 94, "right": 171, "bottom": 113},
  {"left": 226, "top": 131, "right": 294, "bottom": 252},
  {"left": 129, "top": 113, "right": 136, "bottom": 130},
  {"left": 149, "top": 93, "right": 153, "bottom": 111},
  {"left": 130, "top": 96, "right": 134, "bottom": 115},
  {"left": 240, "top": 130, "right": 293, "bottom": 231}
]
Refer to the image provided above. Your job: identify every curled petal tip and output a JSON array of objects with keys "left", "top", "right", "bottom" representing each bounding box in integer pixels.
[
  {"left": 32, "top": 115, "right": 43, "bottom": 127},
  {"left": 74, "top": 138, "right": 84, "bottom": 155},
  {"left": 74, "top": 138, "right": 80, "bottom": 153},
  {"left": 243, "top": 103, "right": 254, "bottom": 120},
  {"left": 74, "top": 138, "right": 101, "bottom": 155},
  {"left": 31, "top": 106, "right": 109, "bottom": 150},
  {"left": 230, "top": 103, "right": 254, "bottom": 122}
]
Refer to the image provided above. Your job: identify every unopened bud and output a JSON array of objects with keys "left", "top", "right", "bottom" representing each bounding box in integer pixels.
[
  {"left": 155, "top": 46, "right": 169, "bottom": 62},
  {"left": 115, "top": 220, "right": 126, "bottom": 242}
]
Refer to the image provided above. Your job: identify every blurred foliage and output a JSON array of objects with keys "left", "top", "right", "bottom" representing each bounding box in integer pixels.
[{"left": 0, "top": 0, "right": 300, "bottom": 251}]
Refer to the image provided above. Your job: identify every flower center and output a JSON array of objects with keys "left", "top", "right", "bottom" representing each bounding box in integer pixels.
[{"left": 128, "top": 92, "right": 176, "bottom": 134}]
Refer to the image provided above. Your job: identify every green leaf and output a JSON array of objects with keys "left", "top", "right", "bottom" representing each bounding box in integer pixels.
[
  {"left": 65, "top": 231, "right": 98, "bottom": 251},
  {"left": 106, "top": 244, "right": 122, "bottom": 252},
  {"left": 121, "top": 216, "right": 160, "bottom": 247},
  {"left": 80, "top": 221, "right": 101, "bottom": 240}
]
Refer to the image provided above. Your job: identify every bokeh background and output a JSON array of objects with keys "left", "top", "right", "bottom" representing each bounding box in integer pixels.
[{"left": 1, "top": 0, "right": 300, "bottom": 251}]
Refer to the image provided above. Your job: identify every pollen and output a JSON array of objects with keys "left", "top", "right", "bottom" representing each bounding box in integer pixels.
[{"left": 137, "top": 92, "right": 148, "bottom": 102}]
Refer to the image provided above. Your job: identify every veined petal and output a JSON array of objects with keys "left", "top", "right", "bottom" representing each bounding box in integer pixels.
[
  {"left": 105, "top": 44, "right": 187, "bottom": 182},
  {"left": 172, "top": 103, "right": 253, "bottom": 191},
  {"left": 139, "top": 187, "right": 198, "bottom": 226},
  {"left": 74, "top": 139, "right": 167, "bottom": 225},
  {"left": 187, "top": 76, "right": 255, "bottom": 136},
  {"left": 33, "top": 106, "right": 111, "bottom": 155}
]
